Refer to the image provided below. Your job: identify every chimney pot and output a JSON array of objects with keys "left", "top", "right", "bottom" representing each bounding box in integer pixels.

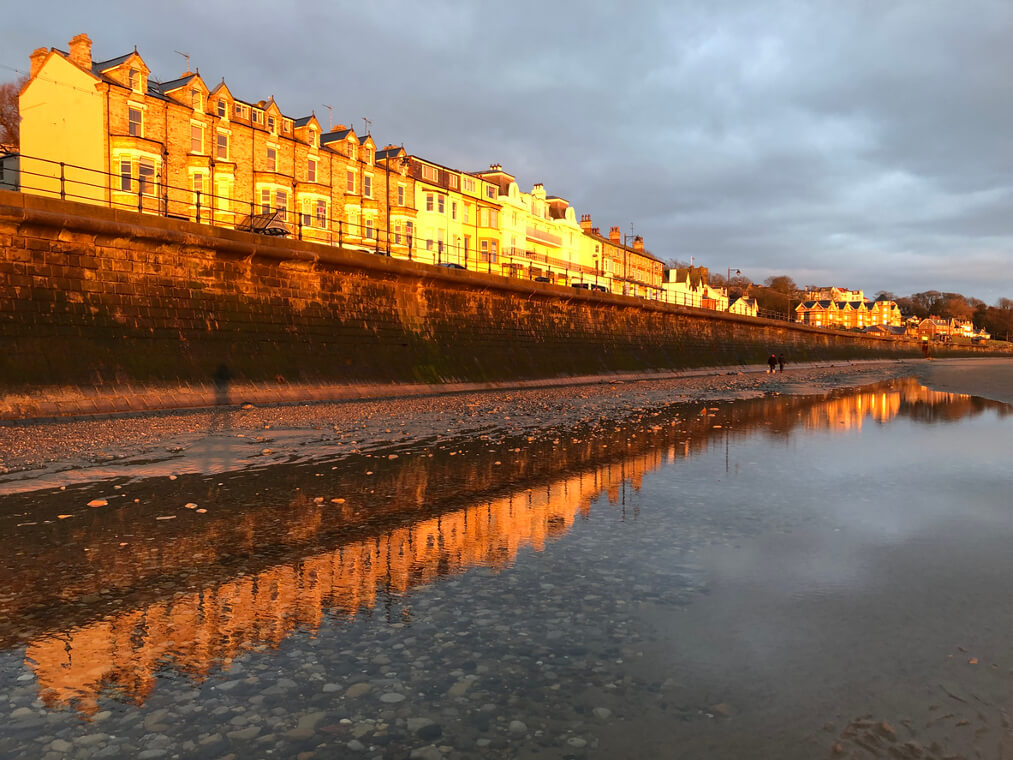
[
  {"left": 68, "top": 33, "right": 92, "bottom": 70},
  {"left": 608, "top": 226, "right": 621, "bottom": 243}
]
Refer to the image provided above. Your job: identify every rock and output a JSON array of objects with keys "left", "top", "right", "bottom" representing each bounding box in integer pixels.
[
  {"left": 508, "top": 720, "right": 527, "bottom": 736},
  {"left": 417, "top": 724, "right": 443, "bottom": 741},
  {"left": 226, "top": 726, "right": 261, "bottom": 741},
  {"left": 567, "top": 737, "right": 588, "bottom": 748},
  {"left": 48, "top": 739, "right": 73, "bottom": 753},
  {"left": 710, "top": 702, "right": 733, "bottom": 717},
  {"left": 406, "top": 718, "right": 434, "bottom": 733},
  {"left": 447, "top": 679, "right": 472, "bottom": 697},
  {"left": 137, "top": 750, "right": 168, "bottom": 759},
  {"left": 379, "top": 692, "right": 406, "bottom": 704},
  {"left": 592, "top": 707, "right": 612, "bottom": 720},
  {"left": 345, "top": 683, "right": 372, "bottom": 698},
  {"left": 76, "top": 734, "right": 110, "bottom": 747},
  {"left": 346, "top": 739, "right": 366, "bottom": 752},
  {"left": 409, "top": 747, "right": 443, "bottom": 760},
  {"left": 322, "top": 683, "right": 340, "bottom": 693}
]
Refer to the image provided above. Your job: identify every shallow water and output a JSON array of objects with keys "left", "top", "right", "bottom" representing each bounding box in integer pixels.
[{"left": 0, "top": 379, "right": 1010, "bottom": 759}]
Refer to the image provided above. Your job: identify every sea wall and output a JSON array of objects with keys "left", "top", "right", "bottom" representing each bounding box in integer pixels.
[{"left": 0, "top": 189, "right": 987, "bottom": 408}]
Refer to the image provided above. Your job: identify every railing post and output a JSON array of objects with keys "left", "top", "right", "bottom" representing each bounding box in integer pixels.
[
  {"left": 59, "top": 162, "right": 66, "bottom": 200},
  {"left": 195, "top": 190, "right": 202, "bottom": 224},
  {"left": 338, "top": 220, "right": 343, "bottom": 250}
]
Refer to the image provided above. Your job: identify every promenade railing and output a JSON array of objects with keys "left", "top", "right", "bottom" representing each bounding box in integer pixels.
[{"left": 1, "top": 151, "right": 805, "bottom": 322}]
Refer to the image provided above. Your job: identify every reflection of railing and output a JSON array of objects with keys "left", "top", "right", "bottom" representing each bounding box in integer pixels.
[{"left": 7, "top": 379, "right": 997, "bottom": 714}]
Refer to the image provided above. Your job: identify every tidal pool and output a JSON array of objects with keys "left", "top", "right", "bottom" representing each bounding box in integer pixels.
[{"left": 0, "top": 379, "right": 1010, "bottom": 759}]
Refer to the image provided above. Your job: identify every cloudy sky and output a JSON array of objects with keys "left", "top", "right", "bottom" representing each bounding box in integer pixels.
[{"left": 4, "top": 1, "right": 1011, "bottom": 302}]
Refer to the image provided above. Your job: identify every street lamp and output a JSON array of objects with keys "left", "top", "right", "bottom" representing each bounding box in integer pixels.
[{"left": 726, "top": 268, "right": 740, "bottom": 311}]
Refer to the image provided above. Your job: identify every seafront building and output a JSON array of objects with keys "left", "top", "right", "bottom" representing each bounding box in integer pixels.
[
  {"left": 16, "top": 33, "right": 667, "bottom": 296},
  {"left": 794, "top": 287, "right": 902, "bottom": 329}
]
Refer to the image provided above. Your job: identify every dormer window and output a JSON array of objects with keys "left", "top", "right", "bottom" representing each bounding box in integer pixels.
[
  {"left": 191, "top": 89, "right": 202, "bottom": 111},
  {"left": 282, "top": 119, "right": 292, "bottom": 133},
  {"left": 308, "top": 127, "right": 317, "bottom": 148},
  {"left": 128, "top": 68, "right": 142, "bottom": 92},
  {"left": 363, "top": 148, "right": 373, "bottom": 165},
  {"left": 216, "top": 99, "right": 227, "bottom": 118},
  {"left": 268, "top": 115, "right": 276, "bottom": 132},
  {"left": 348, "top": 143, "right": 357, "bottom": 160}
]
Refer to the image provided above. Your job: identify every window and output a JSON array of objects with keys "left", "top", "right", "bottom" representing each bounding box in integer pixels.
[
  {"left": 421, "top": 164, "right": 438, "bottom": 182},
  {"left": 437, "top": 196, "right": 445, "bottom": 214},
  {"left": 426, "top": 194, "right": 434, "bottom": 212},
  {"left": 216, "top": 99, "right": 226, "bottom": 118},
  {"left": 308, "top": 128, "right": 317, "bottom": 148},
  {"left": 463, "top": 204, "right": 470, "bottom": 224},
  {"left": 138, "top": 159, "right": 155, "bottom": 196},
  {"left": 216, "top": 132, "right": 229, "bottom": 160},
  {"left": 346, "top": 170, "right": 355, "bottom": 193},
  {"left": 217, "top": 179, "right": 231, "bottom": 212},
  {"left": 282, "top": 119, "right": 291, "bottom": 134},
  {"left": 485, "top": 186, "right": 496, "bottom": 199},
  {"left": 426, "top": 239, "right": 433, "bottom": 251},
  {"left": 347, "top": 142, "right": 357, "bottom": 160},
  {"left": 260, "top": 188, "right": 271, "bottom": 214},
  {"left": 268, "top": 115, "right": 276, "bottom": 132},
  {"left": 462, "top": 176, "right": 475, "bottom": 193},
  {"left": 128, "top": 68, "right": 140, "bottom": 91},
  {"left": 190, "top": 124, "right": 203, "bottom": 153},
  {"left": 480, "top": 208, "right": 489, "bottom": 227},
  {"left": 448, "top": 174, "right": 459, "bottom": 190},
  {"left": 191, "top": 89, "right": 202, "bottom": 111},
  {"left": 266, "top": 147, "right": 277, "bottom": 172},
  {"left": 364, "top": 218, "right": 374, "bottom": 240},
  {"left": 253, "top": 109, "right": 263, "bottom": 124},
  {"left": 128, "top": 107, "right": 142, "bottom": 137},
  {"left": 363, "top": 148, "right": 372, "bottom": 165},
  {"left": 490, "top": 209, "right": 499, "bottom": 227},
  {"left": 307, "top": 158, "right": 317, "bottom": 183},
  {"left": 274, "top": 189, "right": 287, "bottom": 218},
  {"left": 393, "top": 220, "right": 401, "bottom": 244},
  {"left": 314, "top": 199, "right": 326, "bottom": 227},
  {"left": 234, "top": 103, "right": 244, "bottom": 118},
  {"left": 397, "top": 185, "right": 405, "bottom": 206},
  {"left": 406, "top": 221, "right": 413, "bottom": 240},
  {"left": 363, "top": 175, "right": 372, "bottom": 198},
  {"left": 451, "top": 202, "right": 457, "bottom": 220},
  {"left": 192, "top": 173, "right": 204, "bottom": 198},
  {"left": 119, "top": 160, "right": 131, "bottom": 191}
]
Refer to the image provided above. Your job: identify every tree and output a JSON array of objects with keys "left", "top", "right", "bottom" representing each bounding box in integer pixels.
[
  {"left": 874, "top": 290, "right": 897, "bottom": 302},
  {"left": 764, "top": 275, "right": 797, "bottom": 294},
  {"left": 0, "top": 76, "right": 26, "bottom": 148}
]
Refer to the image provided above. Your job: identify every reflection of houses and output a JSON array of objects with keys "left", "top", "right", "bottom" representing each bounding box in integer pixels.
[
  {"left": 25, "top": 454, "right": 663, "bottom": 714},
  {"left": 795, "top": 287, "right": 902, "bottom": 330}
]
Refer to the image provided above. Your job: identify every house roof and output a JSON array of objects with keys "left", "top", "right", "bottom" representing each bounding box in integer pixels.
[
  {"left": 156, "top": 73, "right": 199, "bottom": 92},
  {"left": 91, "top": 52, "right": 134, "bottom": 73}
]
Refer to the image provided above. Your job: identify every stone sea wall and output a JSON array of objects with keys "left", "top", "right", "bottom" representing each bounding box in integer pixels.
[{"left": 0, "top": 189, "right": 986, "bottom": 410}]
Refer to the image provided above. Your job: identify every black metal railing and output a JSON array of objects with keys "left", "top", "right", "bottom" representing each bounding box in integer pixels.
[{"left": 0, "top": 151, "right": 809, "bottom": 321}]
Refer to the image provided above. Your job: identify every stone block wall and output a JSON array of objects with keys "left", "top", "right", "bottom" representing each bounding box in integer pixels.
[{"left": 0, "top": 189, "right": 954, "bottom": 394}]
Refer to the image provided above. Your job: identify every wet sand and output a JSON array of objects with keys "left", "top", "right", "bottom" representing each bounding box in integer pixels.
[
  {"left": 1, "top": 358, "right": 1009, "bottom": 483},
  {"left": 913, "top": 356, "right": 1013, "bottom": 404}
]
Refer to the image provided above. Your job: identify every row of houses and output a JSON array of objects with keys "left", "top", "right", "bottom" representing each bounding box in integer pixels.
[
  {"left": 914, "top": 317, "right": 990, "bottom": 343},
  {"left": 794, "top": 287, "right": 903, "bottom": 329},
  {"left": 13, "top": 34, "right": 666, "bottom": 298}
]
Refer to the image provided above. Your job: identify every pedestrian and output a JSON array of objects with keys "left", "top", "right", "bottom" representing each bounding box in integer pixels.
[
  {"left": 768, "top": 353, "right": 777, "bottom": 373},
  {"left": 778, "top": 353, "right": 785, "bottom": 372}
]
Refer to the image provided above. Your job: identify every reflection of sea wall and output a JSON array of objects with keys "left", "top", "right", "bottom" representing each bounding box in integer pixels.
[{"left": 25, "top": 459, "right": 650, "bottom": 713}]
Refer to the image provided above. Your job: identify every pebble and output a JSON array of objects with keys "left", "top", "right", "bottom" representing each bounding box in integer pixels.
[{"left": 379, "top": 692, "right": 406, "bottom": 704}]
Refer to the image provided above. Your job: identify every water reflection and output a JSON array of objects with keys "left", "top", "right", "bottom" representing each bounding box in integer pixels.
[{"left": 0, "top": 379, "right": 1005, "bottom": 716}]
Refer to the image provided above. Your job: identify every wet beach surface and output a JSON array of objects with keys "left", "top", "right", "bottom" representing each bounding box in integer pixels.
[{"left": 1, "top": 359, "right": 1012, "bottom": 759}]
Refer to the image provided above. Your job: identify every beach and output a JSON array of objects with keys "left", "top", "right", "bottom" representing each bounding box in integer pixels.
[{"left": 1, "top": 357, "right": 1009, "bottom": 483}]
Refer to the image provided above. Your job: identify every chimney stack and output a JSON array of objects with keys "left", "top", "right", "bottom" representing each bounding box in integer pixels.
[
  {"left": 591, "top": 227, "right": 600, "bottom": 236},
  {"left": 30, "top": 48, "right": 49, "bottom": 79},
  {"left": 579, "top": 213, "right": 592, "bottom": 233},
  {"left": 68, "top": 33, "right": 92, "bottom": 71},
  {"left": 608, "top": 226, "right": 621, "bottom": 243},
  {"left": 632, "top": 235, "right": 644, "bottom": 252}
]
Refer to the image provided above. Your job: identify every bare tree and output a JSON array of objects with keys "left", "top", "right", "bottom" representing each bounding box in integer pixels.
[{"left": 0, "top": 76, "right": 26, "bottom": 148}]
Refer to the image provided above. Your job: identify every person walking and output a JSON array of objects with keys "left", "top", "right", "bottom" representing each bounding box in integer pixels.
[
  {"left": 768, "top": 353, "right": 777, "bottom": 373},
  {"left": 778, "top": 353, "right": 785, "bottom": 372}
]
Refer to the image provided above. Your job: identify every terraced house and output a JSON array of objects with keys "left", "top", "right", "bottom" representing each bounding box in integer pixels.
[
  {"left": 18, "top": 34, "right": 410, "bottom": 251},
  {"left": 795, "top": 288, "right": 902, "bottom": 330}
]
